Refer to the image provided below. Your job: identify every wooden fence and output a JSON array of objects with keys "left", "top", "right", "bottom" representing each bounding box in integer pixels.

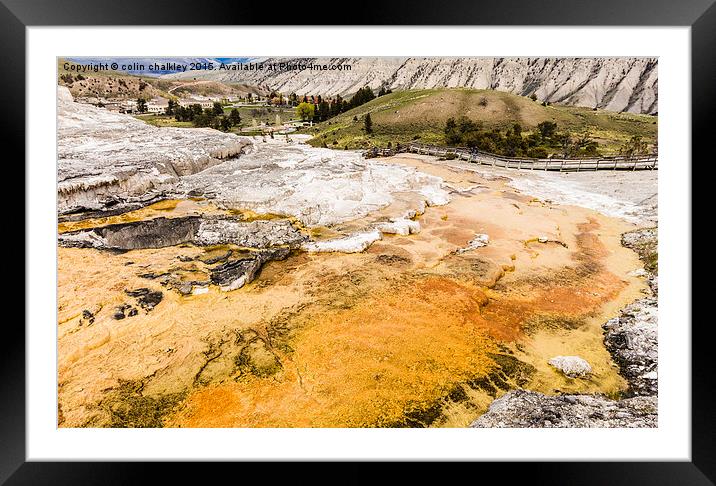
[{"left": 363, "top": 144, "right": 658, "bottom": 171}]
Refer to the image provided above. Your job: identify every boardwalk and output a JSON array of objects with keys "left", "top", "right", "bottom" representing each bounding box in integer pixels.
[{"left": 365, "top": 144, "right": 658, "bottom": 171}]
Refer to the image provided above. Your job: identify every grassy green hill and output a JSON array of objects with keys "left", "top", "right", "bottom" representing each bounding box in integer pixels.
[{"left": 304, "top": 88, "right": 657, "bottom": 155}]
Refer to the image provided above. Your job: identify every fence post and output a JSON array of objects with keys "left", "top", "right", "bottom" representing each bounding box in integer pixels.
[{"left": 577, "top": 160, "right": 582, "bottom": 172}]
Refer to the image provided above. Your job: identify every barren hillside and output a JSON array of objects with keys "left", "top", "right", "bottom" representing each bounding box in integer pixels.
[{"left": 163, "top": 57, "right": 658, "bottom": 114}]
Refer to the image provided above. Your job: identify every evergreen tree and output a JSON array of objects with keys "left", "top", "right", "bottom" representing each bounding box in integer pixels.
[
  {"left": 319, "top": 101, "right": 330, "bottom": 121},
  {"left": 332, "top": 95, "right": 343, "bottom": 116},
  {"left": 219, "top": 116, "right": 233, "bottom": 132},
  {"left": 349, "top": 86, "right": 376, "bottom": 109},
  {"left": 364, "top": 113, "right": 373, "bottom": 134},
  {"left": 229, "top": 108, "right": 242, "bottom": 126},
  {"left": 136, "top": 98, "right": 147, "bottom": 114},
  {"left": 193, "top": 113, "right": 212, "bottom": 127},
  {"left": 190, "top": 104, "right": 203, "bottom": 119}
]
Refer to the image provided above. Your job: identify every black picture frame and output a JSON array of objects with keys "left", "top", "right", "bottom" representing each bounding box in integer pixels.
[{"left": 5, "top": 0, "right": 709, "bottom": 483}]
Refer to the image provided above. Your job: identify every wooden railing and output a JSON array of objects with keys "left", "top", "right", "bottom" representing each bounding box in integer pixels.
[{"left": 390, "top": 144, "right": 658, "bottom": 171}]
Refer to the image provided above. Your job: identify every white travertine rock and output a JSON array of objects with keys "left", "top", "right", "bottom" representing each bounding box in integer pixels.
[
  {"left": 302, "top": 230, "right": 382, "bottom": 253},
  {"left": 177, "top": 138, "right": 450, "bottom": 227},
  {"left": 548, "top": 356, "right": 593, "bottom": 378},
  {"left": 57, "top": 92, "right": 450, "bottom": 230},
  {"left": 376, "top": 218, "right": 421, "bottom": 236},
  {"left": 457, "top": 233, "right": 489, "bottom": 253},
  {"left": 57, "top": 88, "right": 250, "bottom": 213}
]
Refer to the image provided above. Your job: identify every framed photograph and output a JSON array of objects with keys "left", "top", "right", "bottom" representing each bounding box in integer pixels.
[{"left": 6, "top": 0, "right": 710, "bottom": 482}]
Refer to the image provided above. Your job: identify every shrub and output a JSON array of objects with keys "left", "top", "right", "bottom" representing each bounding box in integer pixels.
[{"left": 527, "top": 147, "right": 549, "bottom": 159}]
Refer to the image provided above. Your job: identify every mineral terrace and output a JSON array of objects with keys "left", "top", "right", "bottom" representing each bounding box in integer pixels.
[{"left": 57, "top": 87, "right": 657, "bottom": 428}]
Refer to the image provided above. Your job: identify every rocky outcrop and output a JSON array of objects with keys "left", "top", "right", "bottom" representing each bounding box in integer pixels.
[
  {"left": 470, "top": 390, "right": 657, "bottom": 428},
  {"left": 58, "top": 217, "right": 201, "bottom": 250},
  {"left": 603, "top": 298, "right": 658, "bottom": 396},
  {"left": 58, "top": 215, "right": 307, "bottom": 251},
  {"left": 164, "top": 57, "right": 658, "bottom": 114},
  {"left": 195, "top": 218, "right": 306, "bottom": 249},
  {"left": 58, "top": 214, "right": 307, "bottom": 292},
  {"left": 210, "top": 247, "right": 290, "bottom": 291},
  {"left": 604, "top": 227, "right": 658, "bottom": 397},
  {"left": 621, "top": 227, "right": 658, "bottom": 294}
]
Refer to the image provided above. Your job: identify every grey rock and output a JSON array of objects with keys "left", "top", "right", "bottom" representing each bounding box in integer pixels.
[
  {"left": 621, "top": 227, "right": 658, "bottom": 295},
  {"left": 59, "top": 215, "right": 306, "bottom": 252},
  {"left": 209, "top": 247, "right": 290, "bottom": 291},
  {"left": 194, "top": 218, "right": 307, "bottom": 249},
  {"left": 176, "top": 282, "right": 193, "bottom": 296},
  {"left": 112, "top": 305, "right": 128, "bottom": 320},
  {"left": 125, "top": 288, "right": 163, "bottom": 312},
  {"left": 198, "top": 250, "right": 232, "bottom": 265},
  {"left": 80, "top": 309, "right": 95, "bottom": 326},
  {"left": 603, "top": 296, "right": 658, "bottom": 396},
  {"left": 58, "top": 217, "right": 200, "bottom": 250},
  {"left": 470, "top": 390, "right": 657, "bottom": 428}
]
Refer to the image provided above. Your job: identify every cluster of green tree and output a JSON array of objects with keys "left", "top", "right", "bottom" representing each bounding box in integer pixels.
[
  {"left": 166, "top": 100, "right": 241, "bottom": 132},
  {"left": 348, "top": 86, "right": 377, "bottom": 108},
  {"left": 295, "top": 86, "right": 384, "bottom": 123},
  {"left": 444, "top": 117, "right": 601, "bottom": 158},
  {"left": 378, "top": 86, "right": 393, "bottom": 97}
]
